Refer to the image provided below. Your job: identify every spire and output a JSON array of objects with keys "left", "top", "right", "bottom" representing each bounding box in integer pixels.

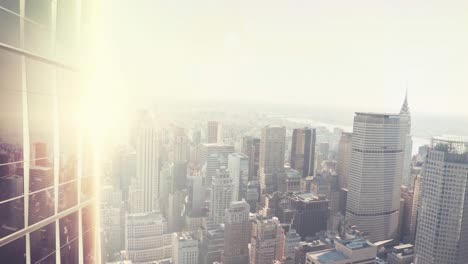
[{"left": 400, "top": 88, "right": 410, "bottom": 115}]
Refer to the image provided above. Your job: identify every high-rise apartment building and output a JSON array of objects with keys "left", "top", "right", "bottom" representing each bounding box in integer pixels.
[
  {"left": 0, "top": 1, "right": 99, "bottom": 263},
  {"left": 198, "top": 143, "right": 235, "bottom": 187},
  {"left": 259, "top": 125, "right": 286, "bottom": 194},
  {"left": 346, "top": 111, "right": 410, "bottom": 242},
  {"left": 250, "top": 216, "right": 283, "bottom": 264},
  {"left": 210, "top": 167, "right": 233, "bottom": 224},
  {"left": 336, "top": 132, "right": 352, "bottom": 189},
  {"left": 414, "top": 136, "right": 468, "bottom": 264},
  {"left": 172, "top": 232, "right": 199, "bottom": 264},
  {"left": 207, "top": 121, "right": 221, "bottom": 143},
  {"left": 228, "top": 153, "right": 249, "bottom": 202},
  {"left": 290, "top": 128, "right": 316, "bottom": 177},
  {"left": 241, "top": 136, "right": 260, "bottom": 180},
  {"left": 223, "top": 201, "right": 251, "bottom": 264}
]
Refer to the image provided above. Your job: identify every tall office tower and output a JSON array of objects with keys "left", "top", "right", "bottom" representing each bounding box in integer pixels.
[
  {"left": 210, "top": 167, "right": 233, "bottom": 224},
  {"left": 259, "top": 126, "right": 286, "bottom": 194},
  {"left": 0, "top": 1, "right": 99, "bottom": 263},
  {"left": 414, "top": 136, "right": 468, "bottom": 264},
  {"left": 346, "top": 112, "right": 410, "bottom": 242},
  {"left": 125, "top": 212, "right": 172, "bottom": 263},
  {"left": 223, "top": 201, "right": 251, "bottom": 264},
  {"left": 100, "top": 185, "right": 124, "bottom": 261},
  {"left": 167, "top": 189, "right": 188, "bottom": 232},
  {"left": 400, "top": 93, "right": 413, "bottom": 186},
  {"left": 409, "top": 174, "right": 422, "bottom": 242},
  {"left": 246, "top": 181, "right": 260, "bottom": 213},
  {"left": 200, "top": 224, "right": 225, "bottom": 264},
  {"left": 198, "top": 143, "right": 235, "bottom": 186},
  {"left": 279, "top": 166, "right": 301, "bottom": 193},
  {"left": 400, "top": 187, "right": 414, "bottom": 242},
  {"left": 135, "top": 124, "right": 160, "bottom": 213},
  {"left": 287, "top": 192, "right": 329, "bottom": 239},
  {"left": 159, "top": 162, "right": 173, "bottom": 215},
  {"left": 112, "top": 149, "right": 137, "bottom": 202},
  {"left": 207, "top": 121, "right": 221, "bottom": 143},
  {"left": 337, "top": 132, "right": 352, "bottom": 189},
  {"left": 172, "top": 127, "right": 189, "bottom": 163},
  {"left": 290, "top": 128, "right": 316, "bottom": 177},
  {"left": 282, "top": 229, "right": 301, "bottom": 260},
  {"left": 306, "top": 237, "right": 377, "bottom": 264},
  {"left": 250, "top": 216, "right": 283, "bottom": 264},
  {"left": 310, "top": 172, "right": 340, "bottom": 230},
  {"left": 242, "top": 136, "right": 261, "bottom": 180},
  {"left": 198, "top": 143, "right": 235, "bottom": 167},
  {"left": 228, "top": 153, "right": 249, "bottom": 202},
  {"left": 187, "top": 176, "right": 205, "bottom": 216},
  {"left": 173, "top": 161, "right": 188, "bottom": 192},
  {"left": 172, "top": 233, "right": 199, "bottom": 264}
]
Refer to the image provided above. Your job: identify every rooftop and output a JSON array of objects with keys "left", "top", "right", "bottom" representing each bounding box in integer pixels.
[
  {"left": 338, "top": 238, "right": 372, "bottom": 250},
  {"left": 316, "top": 250, "right": 349, "bottom": 263},
  {"left": 355, "top": 112, "right": 400, "bottom": 117}
]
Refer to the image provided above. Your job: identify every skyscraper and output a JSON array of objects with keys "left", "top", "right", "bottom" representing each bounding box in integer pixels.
[
  {"left": 135, "top": 124, "right": 160, "bottom": 213},
  {"left": 125, "top": 212, "right": 172, "bottom": 262},
  {"left": 228, "top": 153, "right": 249, "bottom": 202},
  {"left": 0, "top": 1, "right": 99, "bottom": 263},
  {"left": 172, "top": 232, "right": 199, "bottom": 264},
  {"left": 210, "top": 167, "right": 233, "bottom": 224},
  {"left": 290, "top": 128, "right": 316, "bottom": 177},
  {"left": 414, "top": 136, "right": 468, "bottom": 264},
  {"left": 223, "top": 201, "right": 251, "bottom": 264},
  {"left": 346, "top": 111, "right": 410, "bottom": 242},
  {"left": 259, "top": 125, "right": 286, "bottom": 194},
  {"left": 250, "top": 216, "right": 283, "bottom": 264},
  {"left": 400, "top": 92, "right": 413, "bottom": 186},
  {"left": 241, "top": 136, "right": 261, "bottom": 180},
  {"left": 336, "top": 132, "right": 352, "bottom": 189},
  {"left": 207, "top": 121, "right": 221, "bottom": 143}
]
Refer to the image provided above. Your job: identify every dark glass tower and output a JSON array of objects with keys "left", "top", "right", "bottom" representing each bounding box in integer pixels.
[{"left": 290, "top": 128, "right": 316, "bottom": 177}]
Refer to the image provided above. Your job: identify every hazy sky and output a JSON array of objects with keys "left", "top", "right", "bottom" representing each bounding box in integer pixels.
[{"left": 100, "top": 0, "right": 468, "bottom": 116}]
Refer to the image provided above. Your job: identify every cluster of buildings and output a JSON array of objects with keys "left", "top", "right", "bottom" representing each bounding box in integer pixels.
[{"left": 97, "top": 93, "right": 468, "bottom": 264}]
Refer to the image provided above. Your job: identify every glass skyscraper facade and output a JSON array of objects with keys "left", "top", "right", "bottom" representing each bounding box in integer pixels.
[{"left": 0, "top": 1, "right": 98, "bottom": 263}]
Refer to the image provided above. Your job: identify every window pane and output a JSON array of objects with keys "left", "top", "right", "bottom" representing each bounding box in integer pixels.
[
  {"left": 56, "top": 0, "right": 77, "bottom": 64},
  {"left": 29, "top": 188, "right": 54, "bottom": 225},
  {"left": 81, "top": 177, "right": 94, "bottom": 202},
  {"left": 0, "top": 197, "right": 24, "bottom": 238},
  {"left": 57, "top": 69, "right": 80, "bottom": 184},
  {"left": 25, "top": 0, "right": 51, "bottom": 26},
  {"left": 60, "top": 239, "right": 78, "bottom": 264},
  {"left": 24, "top": 19, "right": 53, "bottom": 59},
  {"left": 0, "top": 162, "right": 23, "bottom": 200},
  {"left": 59, "top": 212, "right": 79, "bottom": 264},
  {"left": 58, "top": 181, "right": 77, "bottom": 212},
  {"left": 26, "top": 59, "right": 55, "bottom": 192},
  {"left": 0, "top": 49, "right": 23, "bottom": 149},
  {"left": 29, "top": 164, "right": 54, "bottom": 193},
  {"left": 0, "top": 235, "right": 26, "bottom": 264},
  {"left": 30, "top": 222, "right": 56, "bottom": 264},
  {"left": 82, "top": 205, "right": 96, "bottom": 264},
  {"left": 0, "top": 7, "right": 19, "bottom": 47},
  {"left": 0, "top": 0, "right": 20, "bottom": 13}
]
